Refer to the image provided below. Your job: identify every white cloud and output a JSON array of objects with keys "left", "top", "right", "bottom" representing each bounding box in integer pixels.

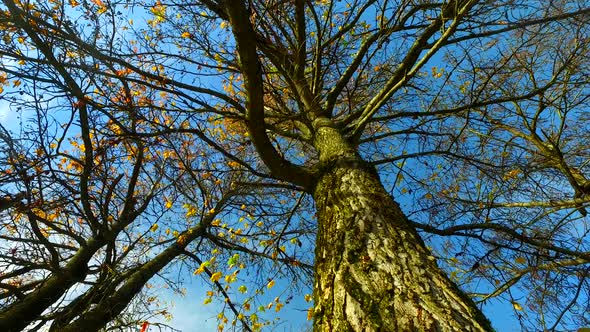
[{"left": 0, "top": 99, "right": 13, "bottom": 124}]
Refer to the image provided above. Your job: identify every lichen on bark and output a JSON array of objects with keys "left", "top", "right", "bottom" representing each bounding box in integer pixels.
[{"left": 311, "top": 127, "right": 493, "bottom": 331}]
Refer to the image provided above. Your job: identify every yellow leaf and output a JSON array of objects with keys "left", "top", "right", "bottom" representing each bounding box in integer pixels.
[
  {"left": 503, "top": 169, "right": 521, "bottom": 181},
  {"left": 185, "top": 205, "right": 197, "bottom": 217},
  {"left": 204, "top": 297, "right": 212, "bottom": 305},
  {"left": 266, "top": 280, "right": 275, "bottom": 289},
  {"left": 515, "top": 256, "right": 526, "bottom": 264},
  {"left": 210, "top": 271, "right": 222, "bottom": 282},
  {"left": 211, "top": 219, "right": 221, "bottom": 226},
  {"left": 512, "top": 301, "right": 523, "bottom": 311},
  {"left": 150, "top": 223, "right": 158, "bottom": 232},
  {"left": 176, "top": 234, "right": 187, "bottom": 245},
  {"left": 304, "top": 294, "right": 312, "bottom": 302},
  {"left": 165, "top": 200, "right": 173, "bottom": 209},
  {"left": 224, "top": 274, "right": 236, "bottom": 283},
  {"left": 150, "top": 2, "right": 166, "bottom": 18},
  {"left": 275, "top": 302, "right": 284, "bottom": 312},
  {"left": 181, "top": 31, "right": 191, "bottom": 38},
  {"left": 194, "top": 265, "right": 205, "bottom": 275}
]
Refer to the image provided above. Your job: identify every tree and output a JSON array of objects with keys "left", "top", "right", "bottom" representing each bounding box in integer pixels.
[{"left": 1, "top": 0, "right": 590, "bottom": 331}]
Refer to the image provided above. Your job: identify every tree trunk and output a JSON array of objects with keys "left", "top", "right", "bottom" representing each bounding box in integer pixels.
[{"left": 311, "top": 124, "right": 493, "bottom": 331}]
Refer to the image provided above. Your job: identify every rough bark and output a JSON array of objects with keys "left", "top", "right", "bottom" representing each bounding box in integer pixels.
[{"left": 311, "top": 124, "right": 493, "bottom": 331}]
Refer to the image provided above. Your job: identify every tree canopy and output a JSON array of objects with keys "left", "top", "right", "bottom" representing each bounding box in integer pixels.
[{"left": 1, "top": 0, "right": 590, "bottom": 330}]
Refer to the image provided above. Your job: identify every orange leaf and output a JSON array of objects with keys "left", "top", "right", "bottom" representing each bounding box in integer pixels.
[{"left": 90, "top": 0, "right": 104, "bottom": 7}]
